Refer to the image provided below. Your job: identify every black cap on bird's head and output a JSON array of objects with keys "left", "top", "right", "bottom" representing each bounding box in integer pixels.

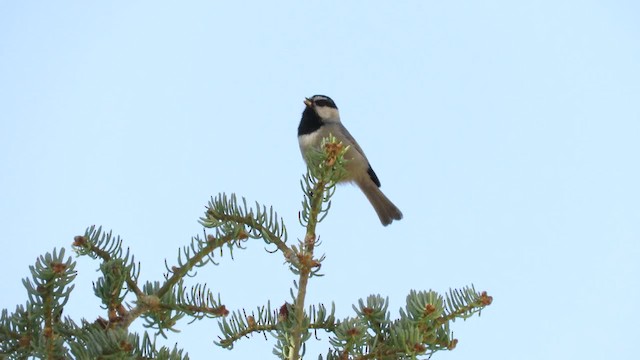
[
  {"left": 304, "top": 95, "right": 338, "bottom": 110},
  {"left": 299, "top": 95, "right": 340, "bottom": 136}
]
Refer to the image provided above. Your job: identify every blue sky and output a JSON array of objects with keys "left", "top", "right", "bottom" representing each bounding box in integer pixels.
[{"left": 1, "top": 1, "right": 639, "bottom": 359}]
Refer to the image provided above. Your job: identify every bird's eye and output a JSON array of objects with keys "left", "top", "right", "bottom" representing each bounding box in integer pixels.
[{"left": 314, "top": 99, "right": 332, "bottom": 107}]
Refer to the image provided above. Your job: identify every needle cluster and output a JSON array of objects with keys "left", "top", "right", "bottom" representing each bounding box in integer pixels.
[{"left": 0, "top": 136, "right": 491, "bottom": 359}]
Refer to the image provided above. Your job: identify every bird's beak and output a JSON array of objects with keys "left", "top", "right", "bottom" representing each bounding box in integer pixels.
[{"left": 303, "top": 98, "right": 312, "bottom": 107}]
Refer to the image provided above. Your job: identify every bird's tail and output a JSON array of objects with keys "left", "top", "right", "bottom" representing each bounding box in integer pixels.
[{"left": 357, "top": 179, "right": 403, "bottom": 226}]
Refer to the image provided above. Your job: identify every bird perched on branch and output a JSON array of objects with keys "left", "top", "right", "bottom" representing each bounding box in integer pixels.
[{"left": 298, "top": 95, "right": 403, "bottom": 226}]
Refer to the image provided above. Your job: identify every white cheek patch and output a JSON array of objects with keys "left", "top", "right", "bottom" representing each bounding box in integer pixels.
[{"left": 316, "top": 107, "right": 339, "bottom": 120}]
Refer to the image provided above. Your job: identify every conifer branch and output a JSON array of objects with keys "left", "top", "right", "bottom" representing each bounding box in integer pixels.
[
  {"left": 73, "top": 226, "right": 143, "bottom": 298},
  {"left": 157, "top": 232, "right": 235, "bottom": 299},
  {"left": 1, "top": 135, "right": 492, "bottom": 359},
  {"left": 200, "top": 193, "right": 295, "bottom": 266},
  {"left": 289, "top": 136, "right": 349, "bottom": 359}
]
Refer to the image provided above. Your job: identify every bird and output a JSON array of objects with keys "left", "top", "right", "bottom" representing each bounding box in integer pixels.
[{"left": 298, "top": 94, "right": 403, "bottom": 226}]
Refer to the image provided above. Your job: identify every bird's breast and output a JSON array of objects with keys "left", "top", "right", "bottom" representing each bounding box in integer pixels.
[{"left": 298, "top": 131, "right": 323, "bottom": 155}]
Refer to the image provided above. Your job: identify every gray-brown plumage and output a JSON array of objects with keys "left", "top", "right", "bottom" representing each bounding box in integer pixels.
[{"left": 298, "top": 95, "right": 402, "bottom": 226}]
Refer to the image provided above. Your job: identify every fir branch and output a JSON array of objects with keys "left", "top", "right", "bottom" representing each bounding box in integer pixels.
[
  {"left": 20, "top": 248, "right": 76, "bottom": 358},
  {"left": 289, "top": 135, "right": 349, "bottom": 359},
  {"left": 200, "top": 193, "right": 294, "bottom": 264},
  {"left": 439, "top": 287, "right": 493, "bottom": 324},
  {"left": 157, "top": 232, "right": 236, "bottom": 299},
  {"left": 67, "top": 325, "right": 189, "bottom": 359},
  {"left": 217, "top": 302, "right": 282, "bottom": 349},
  {"left": 73, "top": 226, "right": 143, "bottom": 298},
  {"left": 177, "top": 283, "right": 228, "bottom": 321},
  {"left": 125, "top": 234, "right": 238, "bottom": 333},
  {"left": 289, "top": 184, "right": 324, "bottom": 359},
  {"left": 1, "top": 133, "right": 493, "bottom": 358},
  {"left": 0, "top": 305, "right": 34, "bottom": 357}
]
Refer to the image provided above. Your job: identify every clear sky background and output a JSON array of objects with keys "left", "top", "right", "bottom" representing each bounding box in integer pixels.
[{"left": 1, "top": 1, "right": 639, "bottom": 359}]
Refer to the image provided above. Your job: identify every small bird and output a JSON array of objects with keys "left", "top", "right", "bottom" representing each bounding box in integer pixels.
[{"left": 298, "top": 95, "right": 403, "bottom": 226}]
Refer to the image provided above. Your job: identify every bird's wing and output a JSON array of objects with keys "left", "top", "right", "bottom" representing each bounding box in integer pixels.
[
  {"left": 326, "top": 122, "right": 382, "bottom": 187},
  {"left": 334, "top": 122, "right": 369, "bottom": 162}
]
